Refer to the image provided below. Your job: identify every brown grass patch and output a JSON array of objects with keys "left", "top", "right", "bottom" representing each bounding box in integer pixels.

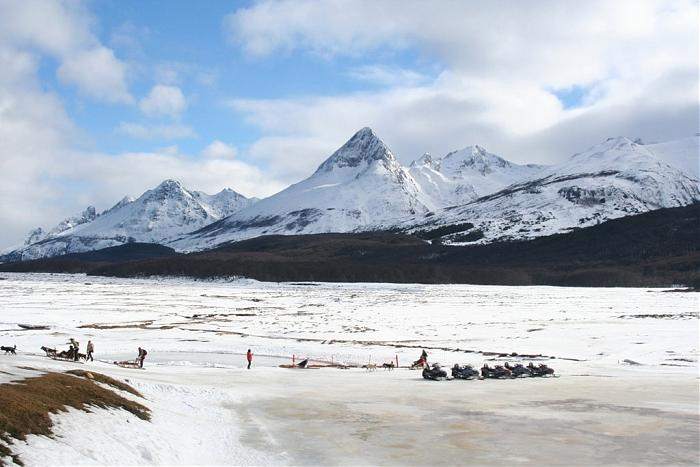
[
  {"left": 0, "top": 371, "right": 149, "bottom": 465},
  {"left": 64, "top": 370, "right": 143, "bottom": 398}
]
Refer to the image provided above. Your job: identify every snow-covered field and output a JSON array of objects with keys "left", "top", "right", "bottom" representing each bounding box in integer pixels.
[{"left": 1, "top": 273, "right": 698, "bottom": 465}]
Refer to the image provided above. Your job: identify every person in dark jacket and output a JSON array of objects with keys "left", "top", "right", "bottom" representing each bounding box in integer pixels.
[
  {"left": 86, "top": 340, "right": 94, "bottom": 362},
  {"left": 67, "top": 338, "right": 80, "bottom": 361},
  {"left": 138, "top": 347, "right": 147, "bottom": 368},
  {"left": 246, "top": 349, "right": 253, "bottom": 369}
]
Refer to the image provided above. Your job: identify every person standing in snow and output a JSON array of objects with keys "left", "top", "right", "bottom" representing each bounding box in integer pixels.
[
  {"left": 67, "top": 338, "right": 80, "bottom": 361},
  {"left": 246, "top": 349, "right": 253, "bottom": 369},
  {"left": 138, "top": 347, "right": 147, "bottom": 368},
  {"left": 86, "top": 340, "right": 94, "bottom": 361}
]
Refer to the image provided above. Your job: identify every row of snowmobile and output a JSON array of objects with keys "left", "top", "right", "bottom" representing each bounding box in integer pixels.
[{"left": 422, "top": 362, "right": 555, "bottom": 381}]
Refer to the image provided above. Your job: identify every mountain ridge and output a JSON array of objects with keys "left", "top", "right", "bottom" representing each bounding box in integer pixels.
[
  {"left": 3, "top": 129, "right": 698, "bottom": 261},
  {"left": 2, "top": 179, "right": 256, "bottom": 261}
]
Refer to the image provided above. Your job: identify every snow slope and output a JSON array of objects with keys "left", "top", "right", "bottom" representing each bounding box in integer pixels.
[
  {"left": 644, "top": 135, "right": 699, "bottom": 179},
  {"left": 410, "top": 136, "right": 700, "bottom": 243},
  {"left": 4, "top": 180, "right": 256, "bottom": 261},
  {"left": 171, "top": 127, "right": 435, "bottom": 251},
  {"left": 408, "top": 145, "right": 545, "bottom": 207}
]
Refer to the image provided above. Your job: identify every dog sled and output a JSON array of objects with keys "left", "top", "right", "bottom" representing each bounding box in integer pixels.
[
  {"left": 113, "top": 359, "right": 144, "bottom": 369},
  {"left": 279, "top": 358, "right": 319, "bottom": 369},
  {"left": 41, "top": 346, "right": 84, "bottom": 363},
  {"left": 47, "top": 353, "right": 84, "bottom": 363}
]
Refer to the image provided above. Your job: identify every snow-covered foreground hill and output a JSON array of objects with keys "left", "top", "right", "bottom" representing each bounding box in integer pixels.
[{"left": 0, "top": 273, "right": 697, "bottom": 465}]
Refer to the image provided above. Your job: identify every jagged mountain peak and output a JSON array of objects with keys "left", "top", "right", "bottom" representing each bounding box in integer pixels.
[
  {"left": 211, "top": 187, "right": 253, "bottom": 202},
  {"left": 80, "top": 206, "right": 97, "bottom": 219},
  {"left": 154, "top": 178, "right": 188, "bottom": 192},
  {"left": 104, "top": 196, "right": 134, "bottom": 214},
  {"left": 564, "top": 136, "right": 658, "bottom": 172},
  {"left": 443, "top": 145, "right": 512, "bottom": 171},
  {"left": 314, "top": 127, "right": 397, "bottom": 174},
  {"left": 216, "top": 187, "right": 238, "bottom": 195},
  {"left": 407, "top": 144, "right": 545, "bottom": 206},
  {"left": 410, "top": 153, "right": 440, "bottom": 171},
  {"left": 142, "top": 178, "right": 194, "bottom": 202},
  {"left": 578, "top": 136, "right": 639, "bottom": 156},
  {"left": 24, "top": 227, "right": 45, "bottom": 245}
]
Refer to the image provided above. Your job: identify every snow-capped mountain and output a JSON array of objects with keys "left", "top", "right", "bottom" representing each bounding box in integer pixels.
[
  {"left": 408, "top": 145, "right": 545, "bottom": 207},
  {"left": 4, "top": 180, "right": 256, "bottom": 261},
  {"left": 3, "top": 129, "right": 697, "bottom": 261},
  {"left": 192, "top": 188, "right": 257, "bottom": 219},
  {"left": 170, "top": 127, "right": 434, "bottom": 251},
  {"left": 408, "top": 136, "right": 700, "bottom": 243},
  {"left": 24, "top": 206, "right": 99, "bottom": 245}
]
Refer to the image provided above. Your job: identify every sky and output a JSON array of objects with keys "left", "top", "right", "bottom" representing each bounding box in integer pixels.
[{"left": 0, "top": 0, "right": 698, "bottom": 247}]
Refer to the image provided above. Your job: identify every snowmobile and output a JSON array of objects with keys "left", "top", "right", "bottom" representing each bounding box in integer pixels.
[
  {"left": 504, "top": 362, "right": 532, "bottom": 377},
  {"left": 527, "top": 363, "right": 555, "bottom": 377},
  {"left": 451, "top": 364, "right": 480, "bottom": 380},
  {"left": 481, "top": 364, "right": 512, "bottom": 379},
  {"left": 422, "top": 363, "right": 448, "bottom": 381}
]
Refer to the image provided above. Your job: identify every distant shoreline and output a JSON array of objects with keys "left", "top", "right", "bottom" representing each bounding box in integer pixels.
[{"left": 2, "top": 204, "right": 698, "bottom": 288}]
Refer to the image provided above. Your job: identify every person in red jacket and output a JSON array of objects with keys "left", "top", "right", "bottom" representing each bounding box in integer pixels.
[{"left": 246, "top": 349, "right": 253, "bottom": 369}]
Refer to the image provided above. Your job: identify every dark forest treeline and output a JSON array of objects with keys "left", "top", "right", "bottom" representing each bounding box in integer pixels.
[{"left": 1, "top": 204, "right": 698, "bottom": 287}]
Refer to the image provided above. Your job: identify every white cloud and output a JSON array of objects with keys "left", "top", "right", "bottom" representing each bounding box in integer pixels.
[
  {"left": 347, "top": 65, "right": 429, "bottom": 87},
  {"left": 139, "top": 84, "right": 187, "bottom": 118},
  {"left": 245, "top": 135, "right": 338, "bottom": 183},
  {"left": 116, "top": 122, "right": 196, "bottom": 140},
  {"left": 224, "top": 0, "right": 698, "bottom": 168},
  {"left": 57, "top": 46, "right": 132, "bottom": 103},
  {"left": 0, "top": 50, "right": 281, "bottom": 247},
  {"left": 0, "top": 0, "right": 133, "bottom": 104},
  {"left": 202, "top": 140, "right": 237, "bottom": 159},
  {"left": 0, "top": 0, "right": 94, "bottom": 57},
  {"left": 59, "top": 150, "right": 284, "bottom": 212},
  {"left": 1, "top": 0, "right": 697, "bottom": 249},
  {"left": 157, "top": 145, "right": 180, "bottom": 156},
  {"left": 0, "top": 44, "right": 81, "bottom": 247},
  {"left": 225, "top": 0, "right": 697, "bottom": 88},
  {"left": 230, "top": 66, "right": 697, "bottom": 169},
  {"left": 0, "top": 3, "right": 288, "bottom": 248}
]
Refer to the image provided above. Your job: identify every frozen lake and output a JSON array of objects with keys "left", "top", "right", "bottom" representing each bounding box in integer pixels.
[
  {"left": 0, "top": 273, "right": 698, "bottom": 465},
  {"left": 0, "top": 273, "right": 697, "bottom": 373}
]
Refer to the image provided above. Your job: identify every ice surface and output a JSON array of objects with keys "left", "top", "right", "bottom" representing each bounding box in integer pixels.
[{"left": 0, "top": 273, "right": 697, "bottom": 465}]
